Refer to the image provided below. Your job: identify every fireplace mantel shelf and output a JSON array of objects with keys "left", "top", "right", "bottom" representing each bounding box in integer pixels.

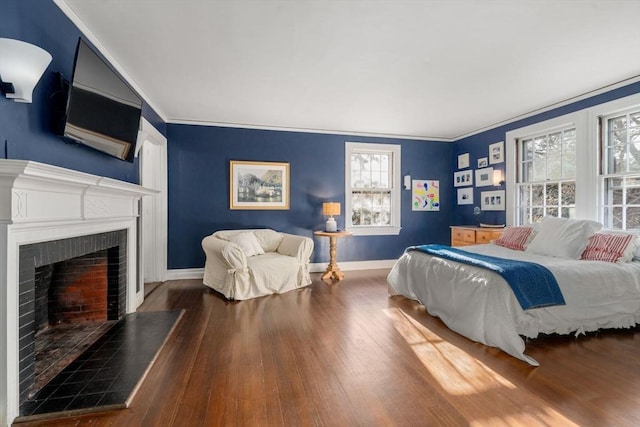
[{"left": 0, "top": 160, "right": 157, "bottom": 225}]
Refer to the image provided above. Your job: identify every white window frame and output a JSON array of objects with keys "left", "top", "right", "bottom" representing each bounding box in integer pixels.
[
  {"left": 505, "top": 93, "right": 640, "bottom": 227},
  {"left": 515, "top": 124, "right": 578, "bottom": 223},
  {"left": 599, "top": 107, "right": 640, "bottom": 230},
  {"left": 345, "top": 142, "right": 401, "bottom": 236}
]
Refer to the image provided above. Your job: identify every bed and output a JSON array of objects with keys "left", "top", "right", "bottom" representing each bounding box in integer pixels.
[{"left": 387, "top": 218, "right": 640, "bottom": 366}]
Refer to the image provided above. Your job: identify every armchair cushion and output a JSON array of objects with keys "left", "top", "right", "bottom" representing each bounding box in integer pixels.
[
  {"left": 202, "top": 228, "right": 314, "bottom": 300},
  {"left": 253, "top": 228, "right": 283, "bottom": 252},
  {"left": 277, "top": 233, "right": 314, "bottom": 261},
  {"left": 227, "top": 231, "right": 264, "bottom": 257}
]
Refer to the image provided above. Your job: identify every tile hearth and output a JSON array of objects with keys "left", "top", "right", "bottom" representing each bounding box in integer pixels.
[
  {"left": 33, "top": 321, "right": 117, "bottom": 394},
  {"left": 19, "top": 310, "right": 182, "bottom": 421}
]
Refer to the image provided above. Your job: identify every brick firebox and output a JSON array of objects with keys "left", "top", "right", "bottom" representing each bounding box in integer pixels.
[
  {"left": 38, "top": 250, "right": 108, "bottom": 328},
  {"left": 18, "top": 231, "right": 127, "bottom": 404}
]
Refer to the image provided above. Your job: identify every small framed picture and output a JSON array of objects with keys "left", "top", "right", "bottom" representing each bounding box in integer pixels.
[
  {"left": 481, "top": 190, "right": 505, "bottom": 211},
  {"left": 454, "top": 170, "right": 473, "bottom": 187},
  {"left": 457, "top": 187, "right": 474, "bottom": 205},
  {"left": 475, "top": 167, "right": 493, "bottom": 187},
  {"left": 477, "top": 157, "right": 488, "bottom": 168},
  {"left": 489, "top": 141, "right": 504, "bottom": 164},
  {"left": 457, "top": 153, "right": 470, "bottom": 169}
]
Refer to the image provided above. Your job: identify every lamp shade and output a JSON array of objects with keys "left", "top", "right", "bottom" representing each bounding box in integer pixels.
[
  {"left": 0, "top": 38, "right": 52, "bottom": 103},
  {"left": 322, "top": 202, "right": 340, "bottom": 216}
]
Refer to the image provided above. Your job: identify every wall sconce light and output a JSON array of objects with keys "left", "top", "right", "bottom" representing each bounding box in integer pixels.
[
  {"left": 0, "top": 38, "right": 52, "bottom": 103},
  {"left": 403, "top": 175, "right": 411, "bottom": 190},
  {"left": 493, "top": 169, "right": 505, "bottom": 186},
  {"left": 322, "top": 202, "right": 341, "bottom": 232}
]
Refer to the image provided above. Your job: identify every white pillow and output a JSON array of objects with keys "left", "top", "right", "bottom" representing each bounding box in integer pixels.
[
  {"left": 228, "top": 232, "right": 265, "bottom": 257},
  {"left": 525, "top": 217, "right": 602, "bottom": 259}
]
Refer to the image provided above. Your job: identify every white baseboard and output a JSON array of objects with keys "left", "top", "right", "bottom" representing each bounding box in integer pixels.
[
  {"left": 165, "top": 268, "right": 204, "bottom": 280},
  {"left": 309, "top": 259, "right": 397, "bottom": 272},
  {"left": 165, "top": 260, "right": 397, "bottom": 281}
]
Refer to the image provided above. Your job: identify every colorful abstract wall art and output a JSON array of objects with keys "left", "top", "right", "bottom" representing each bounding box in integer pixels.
[{"left": 412, "top": 180, "right": 440, "bottom": 211}]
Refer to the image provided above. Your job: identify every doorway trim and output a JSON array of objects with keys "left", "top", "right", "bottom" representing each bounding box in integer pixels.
[{"left": 137, "top": 118, "right": 168, "bottom": 306}]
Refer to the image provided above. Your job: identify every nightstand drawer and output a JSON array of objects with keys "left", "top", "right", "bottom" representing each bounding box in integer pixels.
[
  {"left": 450, "top": 226, "right": 503, "bottom": 247},
  {"left": 452, "top": 228, "right": 475, "bottom": 243},
  {"left": 476, "top": 230, "right": 501, "bottom": 243}
]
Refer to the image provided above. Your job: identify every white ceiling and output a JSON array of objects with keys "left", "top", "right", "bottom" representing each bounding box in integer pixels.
[{"left": 56, "top": 0, "right": 640, "bottom": 141}]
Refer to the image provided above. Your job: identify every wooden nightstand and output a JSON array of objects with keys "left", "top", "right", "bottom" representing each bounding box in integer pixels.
[{"left": 450, "top": 226, "right": 503, "bottom": 247}]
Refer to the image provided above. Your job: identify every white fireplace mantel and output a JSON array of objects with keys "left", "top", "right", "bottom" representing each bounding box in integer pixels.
[
  {"left": 0, "top": 160, "right": 156, "bottom": 426},
  {"left": 1, "top": 160, "right": 156, "bottom": 225}
]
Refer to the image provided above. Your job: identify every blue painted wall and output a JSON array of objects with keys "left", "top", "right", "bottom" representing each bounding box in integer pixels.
[
  {"left": 451, "top": 82, "right": 640, "bottom": 226},
  {"left": 167, "top": 124, "right": 453, "bottom": 268},
  {"left": 0, "top": 0, "right": 165, "bottom": 183},
  {"left": 4, "top": 0, "right": 639, "bottom": 270}
]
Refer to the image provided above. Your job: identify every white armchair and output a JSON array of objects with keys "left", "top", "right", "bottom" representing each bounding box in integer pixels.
[{"left": 201, "top": 228, "right": 314, "bottom": 300}]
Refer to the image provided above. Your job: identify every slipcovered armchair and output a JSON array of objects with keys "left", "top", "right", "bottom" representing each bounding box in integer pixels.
[{"left": 201, "top": 228, "right": 314, "bottom": 300}]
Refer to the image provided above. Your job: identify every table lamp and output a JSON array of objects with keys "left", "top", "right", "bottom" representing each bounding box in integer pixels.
[{"left": 322, "top": 202, "right": 340, "bottom": 232}]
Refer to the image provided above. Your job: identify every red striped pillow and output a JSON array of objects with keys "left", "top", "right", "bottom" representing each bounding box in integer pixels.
[
  {"left": 494, "top": 226, "right": 533, "bottom": 251},
  {"left": 580, "top": 233, "right": 635, "bottom": 263}
]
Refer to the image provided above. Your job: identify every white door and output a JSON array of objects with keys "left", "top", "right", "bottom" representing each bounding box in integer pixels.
[{"left": 138, "top": 119, "right": 168, "bottom": 307}]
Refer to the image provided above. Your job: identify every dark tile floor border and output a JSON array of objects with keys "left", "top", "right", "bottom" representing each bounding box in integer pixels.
[{"left": 16, "top": 310, "right": 184, "bottom": 423}]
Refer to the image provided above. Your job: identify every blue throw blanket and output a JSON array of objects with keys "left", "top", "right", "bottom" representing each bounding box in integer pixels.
[{"left": 408, "top": 244, "right": 565, "bottom": 310}]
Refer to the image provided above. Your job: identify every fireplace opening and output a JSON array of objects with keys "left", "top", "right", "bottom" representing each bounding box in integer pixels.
[
  {"left": 18, "top": 230, "right": 127, "bottom": 406},
  {"left": 32, "top": 250, "right": 118, "bottom": 394}
]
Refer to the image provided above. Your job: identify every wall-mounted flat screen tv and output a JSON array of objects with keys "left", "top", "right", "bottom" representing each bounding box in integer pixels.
[{"left": 63, "top": 38, "right": 142, "bottom": 162}]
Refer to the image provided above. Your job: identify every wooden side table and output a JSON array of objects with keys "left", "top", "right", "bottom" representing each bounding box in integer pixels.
[{"left": 314, "top": 230, "right": 352, "bottom": 281}]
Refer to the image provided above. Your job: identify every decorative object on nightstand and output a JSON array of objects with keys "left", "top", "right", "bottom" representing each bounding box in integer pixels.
[
  {"left": 473, "top": 206, "right": 482, "bottom": 225},
  {"left": 322, "top": 202, "right": 340, "bottom": 232},
  {"left": 450, "top": 225, "right": 504, "bottom": 247},
  {"left": 314, "top": 230, "right": 352, "bottom": 281}
]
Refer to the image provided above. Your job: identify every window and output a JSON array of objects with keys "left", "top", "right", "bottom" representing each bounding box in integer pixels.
[
  {"left": 600, "top": 108, "right": 640, "bottom": 230},
  {"left": 516, "top": 126, "right": 577, "bottom": 224},
  {"left": 345, "top": 142, "right": 401, "bottom": 235},
  {"left": 505, "top": 92, "right": 640, "bottom": 228}
]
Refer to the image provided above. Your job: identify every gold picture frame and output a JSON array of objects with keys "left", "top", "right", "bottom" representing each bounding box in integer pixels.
[{"left": 229, "top": 160, "right": 290, "bottom": 210}]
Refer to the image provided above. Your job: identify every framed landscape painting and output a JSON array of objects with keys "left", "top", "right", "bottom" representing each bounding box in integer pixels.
[{"left": 230, "top": 160, "right": 290, "bottom": 209}]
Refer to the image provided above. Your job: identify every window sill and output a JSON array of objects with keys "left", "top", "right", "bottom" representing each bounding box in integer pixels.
[{"left": 345, "top": 226, "right": 401, "bottom": 236}]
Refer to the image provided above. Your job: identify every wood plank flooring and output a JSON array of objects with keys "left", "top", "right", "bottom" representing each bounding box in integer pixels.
[{"left": 15, "top": 269, "right": 640, "bottom": 426}]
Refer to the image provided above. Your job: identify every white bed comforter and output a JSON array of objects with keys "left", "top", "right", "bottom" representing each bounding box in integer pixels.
[{"left": 387, "top": 244, "right": 640, "bottom": 365}]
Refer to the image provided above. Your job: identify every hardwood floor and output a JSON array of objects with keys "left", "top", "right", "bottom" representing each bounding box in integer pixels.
[{"left": 15, "top": 270, "right": 640, "bottom": 426}]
